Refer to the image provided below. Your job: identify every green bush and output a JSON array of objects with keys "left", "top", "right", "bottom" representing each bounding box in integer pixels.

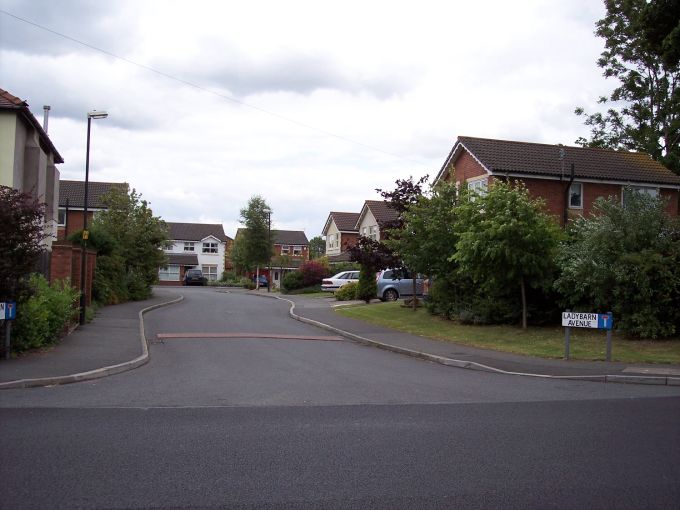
[
  {"left": 335, "top": 282, "right": 358, "bottom": 301},
  {"left": 356, "top": 265, "right": 377, "bottom": 303},
  {"left": 13, "top": 274, "right": 79, "bottom": 352},
  {"left": 282, "top": 271, "right": 305, "bottom": 292}
]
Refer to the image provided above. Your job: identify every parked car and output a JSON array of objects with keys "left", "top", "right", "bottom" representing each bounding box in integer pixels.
[
  {"left": 252, "top": 274, "right": 268, "bottom": 287},
  {"left": 321, "top": 270, "right": 360, "bottom": 292},
  {"left": 376, "top": 269, "right": 424, "bottom": 301},
  {"left": 184, "top": 268, "right": 206, "bottom": 286}
]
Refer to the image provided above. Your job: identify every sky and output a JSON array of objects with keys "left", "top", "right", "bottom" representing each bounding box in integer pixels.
[{"left": 0, "top": 0, "right": 612, "bottom": 239}]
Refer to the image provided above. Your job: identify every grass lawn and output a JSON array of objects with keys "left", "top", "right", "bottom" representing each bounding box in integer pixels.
[{"left": 335, "top": 302, "right": 680, "bottom": 364}]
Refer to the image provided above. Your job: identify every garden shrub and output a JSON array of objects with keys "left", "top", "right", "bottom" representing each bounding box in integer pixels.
[
  {"left": 356, "top": 265, "right": 377, "bottom": 303},
  {"left": 335, "top": 281, "right": 358, "bottom": 301},
  {"left": 300, "top": 260, "right": 327, "bottom": 287},
  {"left": 13, "top": 274, "right": 79, "bottom": 352},
  {"left": 282, "top": 271, "right": 305, "bottom": 292}
]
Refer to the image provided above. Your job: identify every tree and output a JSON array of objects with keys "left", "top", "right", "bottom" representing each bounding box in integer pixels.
[
  {"left": 575, "top": 0, "right": 680, "bottom": 174},
  {"left": 0, "top": 186, "right": 48, "bottom": 301},
  {"left": 453, "top": 182, "right": 563, "bottom": 329},
  {"left": 348, "top": 237, "right": 400, "bottom": 302},
  {"left": 377, "top": 175, "right": 429, "bottom": 308},
  {"left": 239, "top": 196, "right": 273, "bottom": 285},
  {"left": 78, "top": 187, "right": 168, "bottom": 303},
  {"left": 555, "top": 191, "right": 680, "bottom": 338},
  {"left": 308, "top": 236, "right": 325, "bottom": 259}
]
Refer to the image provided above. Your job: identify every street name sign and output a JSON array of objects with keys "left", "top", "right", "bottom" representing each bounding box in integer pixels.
[{"left": 562, "top": 312, "right": 613, "bottom": 330}]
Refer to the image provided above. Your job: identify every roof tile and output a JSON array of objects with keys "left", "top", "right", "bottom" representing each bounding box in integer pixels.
[{"left": 456, "top": 136, "right": 680, "bottom": 186}]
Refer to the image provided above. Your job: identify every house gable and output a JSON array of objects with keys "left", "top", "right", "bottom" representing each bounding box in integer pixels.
[{"left": 435, "top": 136, "right": 680, "bottom": 224}]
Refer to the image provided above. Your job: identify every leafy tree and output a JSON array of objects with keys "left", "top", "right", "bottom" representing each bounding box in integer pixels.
[
  {"left": 0, "top": 186, "right": 48, "bottom": 301},
  {"left": 229, "top": 234, "right": 249, "bottom": 274},
  {"left": 74, "top": 188, "right": 168, "bottom": 303},
  {"left": 239, "top": 196, "right": 273, "bottom": 282},
  {"left": 308, "top": 236, "right": 325, "bottom": 259},
  {"left": 575, "top": 0, "right": 680, "bottom": 174},
  {"left": 453, "top": 182, "right": 563, "bottom": 329},
  {"left": 377, "top": 175, "right": 429, "bottom": 308},
  {"left": 555, "top": 191, "right": 680, "bottom": 338},
  {"left": 348, "top": 237, "right": 399, "bottom": 302}
]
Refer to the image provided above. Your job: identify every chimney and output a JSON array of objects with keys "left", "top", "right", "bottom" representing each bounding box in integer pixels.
[{"left": 43, "top": 105, "right": 51, "bottom": 133}]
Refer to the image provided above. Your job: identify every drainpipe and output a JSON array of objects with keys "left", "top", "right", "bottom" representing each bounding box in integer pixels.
[
  {"left": 43, "top": 105, "right": 51, "bottom": 133},
  {"left": 564, "top": 163, "right": 575, "bottom": 226}
]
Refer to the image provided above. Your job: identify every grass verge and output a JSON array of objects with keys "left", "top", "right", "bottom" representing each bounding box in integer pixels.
[{"left": 335, "top": 302, "right": 680, "bottom": 364}]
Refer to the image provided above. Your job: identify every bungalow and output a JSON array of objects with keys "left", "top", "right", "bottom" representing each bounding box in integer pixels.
[
  {"left": 321, "top": 211, "right": 360, "bottom": 262},
  {"left": 160, "top": 222, "right": 231, "bottom": 285},
  {"left": 355, "top": 200, "right": 398, "bottom": 241},
  {"left": 57, "top": 180, "right": 129, "bottom": 240},
  {"left": 434, "top": 136, "right": 680, "bottom": 224}
]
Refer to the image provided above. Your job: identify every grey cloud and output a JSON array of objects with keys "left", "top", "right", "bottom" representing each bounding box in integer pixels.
[
  {"left": 0, "top": 0, "right": 139, "bottom": 57},
  {"left": 157, "top": 49, "right": 416, "bottom": 99}
]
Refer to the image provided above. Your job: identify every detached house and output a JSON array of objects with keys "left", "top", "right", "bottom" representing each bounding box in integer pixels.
[
  {"left": 434, "top": 136, "right": 680, "bottom": 224},
  {"left": 0, "top": 88, "right": 62, "bottom": 249},
  {"left": 356, "top": 200, "right": 398, "bottom": 241},
  {"left": 57, "top": 180, "right": 129, "bottom": 240},
  {"left": 233, "top": 228, "right": 309, "bottom": 288},
  {"left": 160, "top": 222, "right": 231, "bottom": 285},
  {"left": 322, "top": 212, "right": 360, "bottom": 262}
]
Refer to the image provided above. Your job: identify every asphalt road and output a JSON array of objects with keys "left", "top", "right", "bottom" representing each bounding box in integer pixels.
[{"left": 2, "top": 287, "right": 679, "bottom": 509}]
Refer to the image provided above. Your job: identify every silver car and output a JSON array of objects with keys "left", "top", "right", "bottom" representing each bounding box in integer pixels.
[
  {"left": 321, "top": 270, "right": 360, "bottom": 292},
  {"left": 376, "top": 269, "right": 424, "bottom": 301}
]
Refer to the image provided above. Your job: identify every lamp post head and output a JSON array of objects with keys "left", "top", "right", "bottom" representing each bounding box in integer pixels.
[{"left": 87, "top": 110, "right": 108, "bottom": 119}]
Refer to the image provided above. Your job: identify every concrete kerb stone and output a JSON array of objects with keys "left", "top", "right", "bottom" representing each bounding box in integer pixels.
[
  {"left": 268, "top": 295, "right": 676, "bottom": 387},
  {"left": 0, "top": 294, "right": 184, "bottom": 390}
]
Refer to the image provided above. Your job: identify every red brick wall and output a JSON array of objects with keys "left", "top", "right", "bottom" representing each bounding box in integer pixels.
[
  {"left": 50, "top": 242, "right": 97, "bottom": 305},
  {"left": 441, "top": 151, "right": 488, "bottom": 184},
  {"left": 274, "top": 244, "right": 309, "bottom": 260},
  {"left": 57, "top": 210, "right": 96, "bottom": 240},
  {"left": 340, "top": 233, "right": 359, "bottom": 251}
]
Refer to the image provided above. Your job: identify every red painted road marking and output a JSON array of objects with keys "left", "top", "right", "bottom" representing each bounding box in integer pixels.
[{"left": 156, "top": 332, "right": 344, "bottom": 341}]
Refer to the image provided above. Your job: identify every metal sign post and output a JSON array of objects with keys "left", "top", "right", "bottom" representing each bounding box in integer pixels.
[
  {"left": 1, "top": 302, "right": 17, "bottom": 360},
  {"left": 562, "top": 311, "right": 614, "bottom": 361}
]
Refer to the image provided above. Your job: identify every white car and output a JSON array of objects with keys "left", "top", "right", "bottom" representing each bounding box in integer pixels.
[{"left": 321, "top": 271, "right": 360, "bottom": 292}]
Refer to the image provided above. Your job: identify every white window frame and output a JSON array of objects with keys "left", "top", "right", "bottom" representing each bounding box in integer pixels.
[
  {"left": 281, "top": 244, "right": 290, "bottom": 254},
  {"left": 368, "top": 225, "right": 377, "bottom": 241},
  {"left": 202, "top": 242, "right": 218, "bottom": 254},
  {"left": 293, "top": 245, "right": 302, "bottom": 256},
  {"left": 57, "top": 207, "right": 67, "bottom": 226},
  {"left": 159, "top": 264, "right": 180, "bottom": 281},
  {"left": 569, "top": 182, "right": 583, "bottom": 209},
  {"left": 467, "top": 177, "right": 488, "bottom": 196},
  {"left": 622, "top": 185, "right": 659, "bottom": 206},
  {"left": 202, "top": 264, "right": 218, "bottom": 281},
  {"left": 184, "top": 242, "right": 195, "bottom": 252}
]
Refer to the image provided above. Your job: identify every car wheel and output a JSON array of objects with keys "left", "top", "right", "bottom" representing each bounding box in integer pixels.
[{"left": 383, "top": 289, "right": 398, "bottom": 302}]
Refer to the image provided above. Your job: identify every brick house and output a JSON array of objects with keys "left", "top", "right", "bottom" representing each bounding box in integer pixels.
[
  {"left": 434, "top": 136, "right": 680, "bottom": 225},
  {"left": 57, "top": 180, "right": 129, "bottom": 240},
  {"left": 322, "top": 211, "right": 360, "bottom": 262},
  {"left": 356, "top": 200, "right": 398, "bottom": 241},
  {"left": 160, "top": 222, "right": 231, "bottom": 285},
  {"left": 233, "top": 228, "right": 309, "bottom": 288}
]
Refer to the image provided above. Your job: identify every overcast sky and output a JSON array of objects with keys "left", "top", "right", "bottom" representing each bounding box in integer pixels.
[{"left": 0, "top": 0, "right": 611, "bottom": 239}]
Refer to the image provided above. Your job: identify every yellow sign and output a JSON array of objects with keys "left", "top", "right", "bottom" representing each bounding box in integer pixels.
[{"left": 82, "top": 230, "right": 89, "bottom": 240}]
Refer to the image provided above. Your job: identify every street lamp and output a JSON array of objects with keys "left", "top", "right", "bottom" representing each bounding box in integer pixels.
[
  {"left": 79, "top": 110, "right": 108, "bottom": 325},
  {"left": 266, "top": 209, "right": 272, "bottom": 292}
]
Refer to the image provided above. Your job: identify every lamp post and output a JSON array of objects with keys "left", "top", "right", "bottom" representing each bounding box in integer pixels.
[
  {"left": 266, "top": 210, "right": 272, "bottom": 292},
  {"left": 79, "top": 110, "right": 108, "bottom": 325}
]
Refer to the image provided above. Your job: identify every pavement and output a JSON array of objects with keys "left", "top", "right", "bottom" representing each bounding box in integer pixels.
[
  {"left": 0, "top": 288, "right": 182, "bottom": 389},
  {"left": 1, "top": 286, "right": 678, "bottom": 389}
]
